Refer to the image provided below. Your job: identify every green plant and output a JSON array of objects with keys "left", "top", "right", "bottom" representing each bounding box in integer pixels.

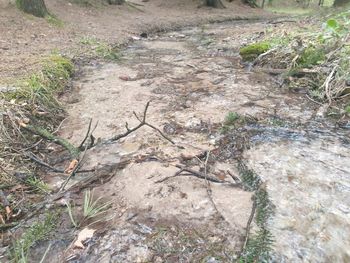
[
  {"left": 66, "top": 201, "right": 78, "bottom": 227},
  {"left": 83, "top": 189, "right": 111, "bottom": 219},
  {"left": 345, "top": 105, "right": 350, "bottom": 113},
  {"left": 80, "top": 37, "right": 119, "bottom": 60},
  {"left": 297, "top": 45, "right": 325, "bottom": 68},
  {"left": 237, "top": 162, "right": 261, "bottom": 191},
  {"left": 9, "top": 55, "right": 73, "bottom": 112},
  {"left": 25, "top": 176, "right": 51, "bottom": 193},
  {"left": 220, "top": 112, "right": 241, "bottom": 133},
  {"left": 239, "top": 42, "right": 271, "bottom": 61},
  {"left": 11, "top": 213, "right": 57, "bottom": 262},
  {"left": 45, "top": 15, "right": 64, "bottom": 27},
  {"left": 224, "top": 112, "right": 240, "bottom": 126},
  {"left": 66, "top": 189, "right": 111, "bottom": 227},
  {"left": 237, "top": 163, "right": 274, "bottom": 263}
]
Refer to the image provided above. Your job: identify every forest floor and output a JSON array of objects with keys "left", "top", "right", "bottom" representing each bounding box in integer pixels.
[{"left": 0, "top": 0, "right": 269, "bottom": 83}]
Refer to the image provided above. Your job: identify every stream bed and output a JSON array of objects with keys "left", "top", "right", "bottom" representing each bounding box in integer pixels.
[{"left": 53, "top": 20, "right": 350, "bottom": 262}]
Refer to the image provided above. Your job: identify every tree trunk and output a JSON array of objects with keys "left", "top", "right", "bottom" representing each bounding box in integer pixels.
[
  {"left": 204, "top": 0, "right": 226, "bottom": 8},
  {"left": 16, "top": 0, "right": 48, "bottom": 17},
  {"left": 241, "top": 0, "right": 258, "bottom": 7},
  {"left": 108, "top": 0, "right": 125, "bottom": 4},
  {"left": 333, "top": 0, "right": 349, "bottom": 6}
]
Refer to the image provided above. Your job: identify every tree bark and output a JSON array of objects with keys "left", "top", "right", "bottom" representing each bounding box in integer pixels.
[
  {"left": 333, "top": 0, "right": 349, "bottom": 6},
  {"left": 241, "top": 0, "right": 258, "bottom": 7},
  {"left": 204, "top": 0, "right": 226, "bottom": 8},
  {"left": 16, "top": 0, "right": 48, "bottom": 17}
]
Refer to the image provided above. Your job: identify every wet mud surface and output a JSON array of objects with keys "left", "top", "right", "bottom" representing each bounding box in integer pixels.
[{"left": 44, "top": 21, "right": 350, "bottom": 262}]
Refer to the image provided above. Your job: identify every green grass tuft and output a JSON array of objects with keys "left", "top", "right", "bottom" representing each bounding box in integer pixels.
[
  {"left": 11, "top": 213, "right": 57, "bottom": 262},
  {"left": 79, "top": 37, "right": 120, "bottom": 60},
  {"left": 297, "top": 45, "right": 326, "bottom": 68},
  {"left": 45, "top": 15, "right": 64, "bottom": 27},
  {"left": 8, "top": 55, "right": 73, "bottom": 112}
]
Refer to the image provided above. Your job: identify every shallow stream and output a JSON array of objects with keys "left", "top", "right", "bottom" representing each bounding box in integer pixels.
[{"left": 55, "top": 20, "right": 350, "bottom": 262}]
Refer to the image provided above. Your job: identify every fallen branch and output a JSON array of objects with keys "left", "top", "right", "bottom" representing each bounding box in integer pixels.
[
  {"left": 0, "top": 222, "right": 18, "bottom": 230},
  {"left": 202, "top": 151, "right": 222, "bottom": 218},
  {"left": 240, "top": 198, "right": 257, "bottom": 257},
  {"left": 25, "top": 152, "right": 94, "bottom": 174},
  {"left": 26, "top": 152, "right": 62, "bottom": 173},
  {"left": 59, "top": 144, "right": 89, "bottom": 192},
  {"left": 20, "top": 123, "right": 80, "bottom": 159},
  {"left": 156, "top": 164, "right": 241, "bottom": 187},
  {"left": 78, "top": 119, "right": 98, "bottom": 150},
  {"left": 107, "top": 101, "right": 175, "bottom": 145}
]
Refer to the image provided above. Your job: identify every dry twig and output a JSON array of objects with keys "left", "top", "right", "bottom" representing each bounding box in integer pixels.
[{"left": 107, "top": 101, "right": 175, "bottom": 145}]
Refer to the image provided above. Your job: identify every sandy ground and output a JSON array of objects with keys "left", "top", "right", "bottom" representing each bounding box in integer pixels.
[{"left": 0, "top": 0, "right": 269, "bottom": 83}]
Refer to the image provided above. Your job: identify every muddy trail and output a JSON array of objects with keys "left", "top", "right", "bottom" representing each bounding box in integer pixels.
[{"left": 36, "top": 20, "right": 350, "bottom": 262}]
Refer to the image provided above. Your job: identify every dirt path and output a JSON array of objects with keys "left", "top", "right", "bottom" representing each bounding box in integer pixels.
[{"left": 39, "top": 20, "right": 350, "bottom": 262}]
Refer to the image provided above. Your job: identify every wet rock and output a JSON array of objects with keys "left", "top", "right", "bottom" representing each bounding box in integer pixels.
[
  {"left": 140, "top": 32, "right": 148, "bottom": 38},
  {"left": 185, "top": 117, "right": 202, "bottom": 129}
]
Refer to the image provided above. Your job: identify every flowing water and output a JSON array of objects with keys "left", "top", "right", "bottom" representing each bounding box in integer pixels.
[{"left": 53, "top": 20, "right": 350, "bottom": 262}]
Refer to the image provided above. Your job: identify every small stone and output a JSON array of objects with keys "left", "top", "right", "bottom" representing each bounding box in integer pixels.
[{"left": 140, "top": 32, "right": 148, "bottom": 38}]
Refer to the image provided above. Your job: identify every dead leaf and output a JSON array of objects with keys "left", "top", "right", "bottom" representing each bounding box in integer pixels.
[
  {"left": 119, "top": 75, "right": 130, "bottom": 81},
  {"left": 214, "top": 170, "right": 227, "bottom": 180},
  {"left": 65, "top": 159, "right": 79, "bottom": 174},
  {"left": 5, "top": 206, "right": 12, "bottom": 219},
  {"left": 0, "top": 214, "right": 5, "bottom": 224},
  {"left": 73, "top": 228, "right": 95, "bottom": 249}
]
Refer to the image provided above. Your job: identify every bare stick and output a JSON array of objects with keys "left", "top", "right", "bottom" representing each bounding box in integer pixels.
[
  {"left": 203, "top": 151, "right": 222, "bottom": 217},
  {"left": 26, "top": 152, "right": 62, "bottom": 173},
  {"left": 25, "top": 152, "right": 94, "bottom": 174},
  {"left": 78, "top": 118, "right": 92, "bottom": 149},
  {"left": 107, "top": 101, "right": 175, "bottom": 145},
  {"left": 156, "top": 164, "right": 241, "bottom": 186},
  {"left": 59, "top": 144, "right": 89, "bottom": 192},
  {"left": 240, "top": 199, "right": 257, "bottom": 257}
]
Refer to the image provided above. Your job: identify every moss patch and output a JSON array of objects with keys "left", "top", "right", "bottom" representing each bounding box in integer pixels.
[
  {"left": 297, "top": 45, "right": 325, "bottom": 68},
  {"left": 239, "top": 42, "right": 270, "bottom": 62}
]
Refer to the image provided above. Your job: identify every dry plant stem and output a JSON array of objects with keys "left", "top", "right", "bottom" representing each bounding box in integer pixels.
[
  {"left": 156, "top": 164, "right": 241, "bottom": 186},
  {"left": 26, "top": 152, "right": 62, "bottom": 173},
  {"left": 78, "top": 118, "right": 92, "bottom": 149},
  {"left": 203, "top": 151, "right": 222, "bottom": 218},
  {"left": 322, "top": 65, "right": 338, "bottom": 104},
  {"left": 59, "top": 145, "right": 89, "bottom": 192},
  {"left": 25, "top": 152, "right": 94, "bottom": 174},
  {"left": 240, "top": 199, "right": 257, "bottom": 257},
  {"left": 0, "top": 222, "right": 18, "bottom": 230},
  {"left": 0, "top": 190, "right": 10, "bottom": 213},
  {"left": 107, "top": 101, "right": 175, "bottom": 145}
]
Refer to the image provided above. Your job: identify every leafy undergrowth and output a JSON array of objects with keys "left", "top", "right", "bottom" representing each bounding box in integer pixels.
[{"left": 240, "top": 10, "right": 350, "bottom": 115}]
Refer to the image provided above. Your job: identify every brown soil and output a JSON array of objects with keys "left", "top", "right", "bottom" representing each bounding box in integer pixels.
[{"left": 0, "top": 0, "right": 270, "bottom": 83}]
